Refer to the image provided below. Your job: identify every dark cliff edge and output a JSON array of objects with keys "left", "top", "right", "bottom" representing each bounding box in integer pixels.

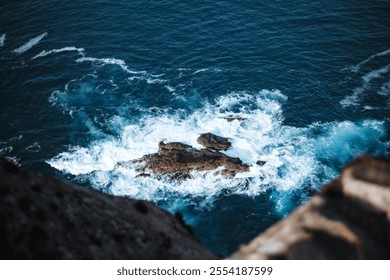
[
  {"left": 1, "top": 155, "right": 389, "bottom": 259},
  {"left": 0, "top": 158, "right": 216, "bottom": 259}
]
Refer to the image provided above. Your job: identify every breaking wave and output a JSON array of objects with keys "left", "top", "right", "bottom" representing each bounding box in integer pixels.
[{"left": 48, "top": 90, "right": 389, "bottom": 207}]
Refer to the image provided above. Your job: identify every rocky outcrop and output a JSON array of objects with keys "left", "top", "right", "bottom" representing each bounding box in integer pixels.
[
  {"left": 131, "top": 138, "right": 250, "bottom": 178},
  {"left": 256, "top": 160, "right": 267, "bottom": 166},
  {"left": 229, "top": 155, "right": 390, "bottom": 259},
  {"left": 223, "top": 117, "right": 247, "bottom": 122},
  {"left": 0, "top": 158, "right": 216, "bottom": 259},
  {"left": 159, "top": 142, "right": 193, "bottom": 154},
  {"left": 197, "top": 133, "right": 232, "bottom": 151}
]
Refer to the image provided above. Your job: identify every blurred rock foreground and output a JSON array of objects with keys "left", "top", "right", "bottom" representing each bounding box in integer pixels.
[
  {"left": 0, "top": 155, "right": 389, "bottom": 259},
  {"left": 0, "top": 158, "right": 215, "bottom": 259},
  {"left": 230, "top": 156, "right": 390, "bottom": 259}
]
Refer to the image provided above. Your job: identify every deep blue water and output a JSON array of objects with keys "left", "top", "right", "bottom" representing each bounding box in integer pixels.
[{"left": 1, "top": 0, "right": 389, "bottom": 256}]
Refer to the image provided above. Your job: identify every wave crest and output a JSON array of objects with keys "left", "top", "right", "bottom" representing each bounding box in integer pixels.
[{"left": 47, "top": 91, "right": 389, "bottom": 207}]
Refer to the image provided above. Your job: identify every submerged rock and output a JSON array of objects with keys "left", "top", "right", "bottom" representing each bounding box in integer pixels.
[
  {"left": 135, "top": 173, "right": 150, "bottom": 178},
  {"left": 223, "top": 117, "right": 247, "bottom": 122},
  {"left": 0, "top": 158, "right": 216, "bottom": 260},
  {"left": 256, "top": 160, "right": 267, "bottom": 166},
  {"left": 197, "top": 133, "right": 232, "bottom": 151}
]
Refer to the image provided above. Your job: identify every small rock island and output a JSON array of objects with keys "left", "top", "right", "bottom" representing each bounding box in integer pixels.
[{"left": 118, "top": 133, "right": 251, "bottom": 179}]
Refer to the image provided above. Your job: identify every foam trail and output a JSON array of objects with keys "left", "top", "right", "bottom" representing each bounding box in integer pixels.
[
  {"left": 378, "top": 80, "right": 390, "bottom": 96},
  {"left": 362, "top": 105, "right": 377, "bottom": 111},
  {"left": 13, "top": 33, "right": 48, "bottom": 54},
  {"left": 362, "top": 63, "right": 390, "bottom": 82},
  {"left": 348, "top": 48, "right": 390, "bottom": 73},
  {"left": 340, "top": 86, "right": 366, "bottom": 108},
  {"left": 165, "top": 85, "right": 175, "bottom": 92},
  {"left": 193, "top": 68, "right": 209, "bottom": 74},
  {"left": 25, "top": 142, "right": 41, "bottom": 153},
  {"left": 76, "top": 57, "right": 145, "bottom": 75},
  {"left": 32, "top": 47, "right": 85, "bottom": 59},
  {"left": 0, "top": 135, "right": 23, "bottom": 165},
  {"left": 48, "top": 91, "right": 389, "bottom": 209},
  {"left": 340, "top": 63, "right": 390, "bottom": 107},
  {"left": 76, "top": 56, "right": 168, "bottom": 84},
  {"left": 0, "top": 34, "right": 5, "bottom": 47},
  {"left": 145, "top": 78, "right": 166, "bottom": 84}
]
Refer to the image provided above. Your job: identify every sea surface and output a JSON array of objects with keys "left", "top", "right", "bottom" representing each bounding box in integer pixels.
[{"left": 1, "top": 0, "right": 389, "bottom": 256}]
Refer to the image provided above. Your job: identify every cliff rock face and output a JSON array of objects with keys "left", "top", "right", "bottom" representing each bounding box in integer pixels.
[
  {"left": 229, "top": 156, "right": 390, "bottom": 259},
  {"left": 1, "top": 155, "right": 390, "bottom": 259},
  {"left": 0, "top": 159, "right": 216, "bottom": 259}
]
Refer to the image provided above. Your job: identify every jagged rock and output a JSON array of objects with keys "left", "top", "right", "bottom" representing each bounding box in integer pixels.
[
  {"left": 159, "top": 141, "right": 192, "bottom": 155},
  {"left": 135, "top": 173, "right": 150, "bottom": 178},
  {"left": 135, "top": 142, "right": 249, "bottom": 177},
  {"left": 229, "top": 155, "right": 390, "bottom": 260},
  {"left": 215, "top": 169, "right": 237, "bottom": 177},
  {"left": 129, "top": 134, "right": 249, "bottom": 178},
  {"left": 224, "top": 117, "right": 247, "bottom": 122},
  {"left": 256, "top": 160, "right": 266, "bottom": 166},
  {"left": 197, "top": 133, "right": 232, "bottom": 151},
  {"left": 0, "top": 158, "right": 216, "bottom": 260},
  {"left": 170, "top": 172, "right": 193, "bottom": 181}
]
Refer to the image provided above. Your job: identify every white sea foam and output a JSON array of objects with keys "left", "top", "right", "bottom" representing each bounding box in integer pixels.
[
  {"left": 26, "top": 142, "right": 41, "bottom": 153},
  {"left": 193, "top": 68, "right": 209, "bottom": 74},
  {"left": 13, "top": 32, "right": 48, "bottom": 55},
  {"left": 32, "top": 47, "right": 85, "bottom": 59},
  {"left": 0, "top": 135, "right": 23, "bottom": 158},
  {"left": 127, "top": 76, "right": 168, "bottom": 85},
  {"left": 362, "top": 63, "right": 390, "bottom": 82},
  {"left": 145, "top": 78, "right": 166, "bottom": 84},
  {"left": 340, "top": 63, "right": 390, "bottom": 108},
  {"left": 0, "top": 135, "right": 23, "bottom": 145},
  {"left": 0, "top": 34, "right": 6, "bottom": 47},
  {"left": 76, "top": 56, "right": 145, "bottom": 75},
  {"left": 4, "top": 156, "right": 20, "bottom": 166},
  {"left": 340, "top": 87, "right": 364, "bottom": 108},
  {"left": 378, "top": 80, "right": 390, "bottom": 96},
  {"left": 48, "top": 90, "right": 388, "bottom": 208},
  {"left": 150, "top": 73, "right": 165, "bottom": 78},
  {"left": 347, "top": 48, "right": 390, "bottom": 73},
  {"left": 0, "top": 146, "right": 13, "bottom": 154},
  {"left": 362, "top": 105, "right": 377, "bottom": 111},
  {"left": 165, "top": 85, "right": 175, "bottom": 92},
  {"left": 76, "top": 56, "right": 169, "bottom": 85}
]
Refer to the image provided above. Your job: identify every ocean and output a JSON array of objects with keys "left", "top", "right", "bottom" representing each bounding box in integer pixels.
[{"left": 0, "top": 0, "right": 389, "bottom": 256}]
